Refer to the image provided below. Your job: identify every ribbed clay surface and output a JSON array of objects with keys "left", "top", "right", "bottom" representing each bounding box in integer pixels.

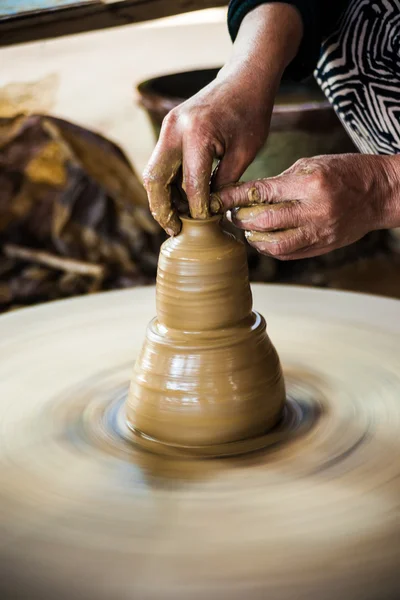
[{"left": 127, "top": 216, "right": 285, "bottom": 447}]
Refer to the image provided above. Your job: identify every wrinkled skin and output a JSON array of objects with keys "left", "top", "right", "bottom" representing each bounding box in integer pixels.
[
  {"left": 143, "top": 73, "right": 274, "bottom": 236},
  {"left": 211, "top": 154, "right": 400, "bottom": 260},
  {"left": 143, "top": 3, "right": 302, "bottom": 236},
  {"left": 143, "top": 4, "right": 400, "bottom": 257}
]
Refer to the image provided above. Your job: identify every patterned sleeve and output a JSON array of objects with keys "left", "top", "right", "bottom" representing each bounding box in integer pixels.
[{"left": 227, "top": 0, "right": 351, "bottom": 80}]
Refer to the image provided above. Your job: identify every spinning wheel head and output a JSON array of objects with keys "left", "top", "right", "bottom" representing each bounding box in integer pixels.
[{"left": 0, "top": 285, "right": 399, "bottom": 600}]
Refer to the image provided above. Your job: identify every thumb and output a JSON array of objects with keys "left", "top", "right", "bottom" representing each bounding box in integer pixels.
[{"left": 210, "top": 175, "right": 301, "bottom": 214}]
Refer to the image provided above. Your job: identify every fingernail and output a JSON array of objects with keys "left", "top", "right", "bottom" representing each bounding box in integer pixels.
[
  {"left": 232, "top": 206, "right": 256, "bottom": 225},
  {"left": 210, "top": 193, "right": 222, "bottom": 214},
  {"left": 248, "top": 187, "right": 262, "bottom": 204},
  {"left": 245, "top": 230, "right": 269, "bottom": 243},
  {"left": 231, "top": 213, "right": 248, "bottom": 227},
  {"left": 166, "top": 227, "right": 175, "bottom": 237}
]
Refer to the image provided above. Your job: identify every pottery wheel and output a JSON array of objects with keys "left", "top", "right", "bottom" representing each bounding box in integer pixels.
[{"left": 0, "top": 284, "right": 399, "bottom": 600}]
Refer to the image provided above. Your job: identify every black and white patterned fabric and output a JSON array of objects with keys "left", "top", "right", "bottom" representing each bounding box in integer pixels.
[{"left": 315, "top": 0, "right": 400, "bottom": 155}]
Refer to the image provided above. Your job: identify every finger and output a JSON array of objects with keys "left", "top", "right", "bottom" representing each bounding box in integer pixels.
[
  {"left": 170, "top": 167, "right": 189, "bottom": 215},
  {"left": 143, "top": 144, "right": 182, "bottom": 236},
  {"left": 182, "top": 136, "right": 214, "bottom": 219},
  {"left": 245, "top": 228, "right": 310, "bottom": 258},
  {"left": 231, "top": 202, "right": 302, "bottom": 232},
  {"left": 211, "top": 147, "right": 253, "bottom": 190},
  {"left": 276, "top": 248, "right": 320, "bottom": 261},
  {"left": 210, "top": 175, "right": 303, "bottom": 213},
  {"left": 277, "top": 244, "right": 335, "bottom": 261}
]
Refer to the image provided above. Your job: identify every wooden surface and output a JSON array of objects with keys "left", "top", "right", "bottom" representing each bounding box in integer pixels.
[
  {"left": 0, "top": 284, "right": 399, "bottom": 598},
  {"left": 0, "top": 0, "right": 227, "bottom": 46}
]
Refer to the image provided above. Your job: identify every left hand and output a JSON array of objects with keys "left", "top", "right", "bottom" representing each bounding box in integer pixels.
[{"left": 210, "top": 154, "right": 400, "bottom": 260}]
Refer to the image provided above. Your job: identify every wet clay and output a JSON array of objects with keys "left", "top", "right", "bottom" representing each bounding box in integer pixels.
[{"left": 126, "top": 216, "right": 285, "bottom": 447}]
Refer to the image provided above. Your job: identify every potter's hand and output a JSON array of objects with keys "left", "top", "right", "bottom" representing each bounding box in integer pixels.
[
  {"left": 211, "top": 154, "right": 400, "bottom": 259},
  {"left": 143, "top": 71, "right": 270, "bottom": 236},
  {"left": 143, "top": 3, "right": 303, "bottom": 236}
]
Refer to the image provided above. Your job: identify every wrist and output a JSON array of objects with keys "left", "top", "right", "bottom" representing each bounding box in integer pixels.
[
  {"left": 377, "top": 156, "right": 400, "bottom": 229},
  {"left": 219, "top": 3, "right": 302, "bottom": 101},
  {"left": 216, "top": 57, "right": 281, "bottom": 109}
]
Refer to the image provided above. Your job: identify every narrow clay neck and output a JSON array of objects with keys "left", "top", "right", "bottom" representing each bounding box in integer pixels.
[
  {"left": 156, "top": 213, "right": 252, "bottom": 331},
  {"left": 179, "top": 215, "right": 223, "bottom": 241}
]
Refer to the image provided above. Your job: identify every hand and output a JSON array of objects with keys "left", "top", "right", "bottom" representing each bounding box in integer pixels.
[
  {"left": 143, "top": 3, "right": 303, "bottom": 236},
  {"left": 143, "top": 70, "right": 273, "bottom": 236},
  {"left": 211, "top": 154, "right": 400, "bottom": 260}
]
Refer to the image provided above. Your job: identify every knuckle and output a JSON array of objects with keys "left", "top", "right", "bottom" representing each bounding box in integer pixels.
[
  {"left": 142, "top": 170, "right": 160, "bottom": 191},
  {"left": 257, "top": 210, "right": 274, "bottom": 230},
  {"left": 186, "top": 121, "right": 215, "bottom": 148},
  {"left": 293, "top": 157, "right": 309, "bottom": 170},
  {"left": 182, "top": 173, "right": 202, "bottom": 194},
  {"left": 311, "top": 169, "right": 330, "bottom": 195},
  {"left": 247, "top": 180, "right": 272, "bottom": 204},
  {"left": 289, "top": 157, "right": 316, "bottom": 176},
  {"left": 184, "top": 112, "right": 201, "bottom": 131},
  {"left": 180, "top": 110, "right": 207, "bottom": 136},
  {"left": 162, "top": 110, "right": 179, "bottom": 132},
  {"left": 159, "top": 112, "right": 182, "bottom": 142},
  {"left": 257, "top": 180, "right": 271, "bottom": 202}
]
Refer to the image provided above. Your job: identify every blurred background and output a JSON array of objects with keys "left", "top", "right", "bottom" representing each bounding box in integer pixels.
[{"left": 1, "top": 4, "right": 400, "bottom": 313}]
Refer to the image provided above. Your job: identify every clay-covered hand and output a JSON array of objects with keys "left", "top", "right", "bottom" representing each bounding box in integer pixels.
[
  {"left": 143, "top": 71, "right": 272, "bottom": 236},
  {"left": 143, "top": 3, "right": 303, "bottom": 236},
  {"left": 211, "top": 154, "right": 400, "bottom": 260}
]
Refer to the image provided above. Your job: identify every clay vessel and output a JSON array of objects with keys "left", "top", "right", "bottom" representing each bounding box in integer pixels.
[{"left": 126, "top": 216, "right": 285, "bottom": 448}]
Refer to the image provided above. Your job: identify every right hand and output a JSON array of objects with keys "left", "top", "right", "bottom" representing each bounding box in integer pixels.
[{"left": 143, "top": 67, "right": 277, "bottom": 236}]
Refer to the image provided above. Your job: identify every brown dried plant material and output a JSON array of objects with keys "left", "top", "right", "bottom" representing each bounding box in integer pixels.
[
  {"left": 0, "top": 114, "right": 165, "bottom": 312},
  {"left": 3, "top": 243, "right": 105, "bottom": 278}
]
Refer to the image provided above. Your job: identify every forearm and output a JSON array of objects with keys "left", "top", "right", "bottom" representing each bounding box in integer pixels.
[
  {"left": 228, "top": 0, "right": 351, "bottom": 80},
  {"left": 218, "top": 4, "right": 303, "bottom": 97}
]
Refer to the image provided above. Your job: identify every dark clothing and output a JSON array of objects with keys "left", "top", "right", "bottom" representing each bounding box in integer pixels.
[
  {"left": 227, "top": 0, "right": 351, "bottom": 79},
  {"left": 228, "top": 0, "right": 400, "bottom": 155}
]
